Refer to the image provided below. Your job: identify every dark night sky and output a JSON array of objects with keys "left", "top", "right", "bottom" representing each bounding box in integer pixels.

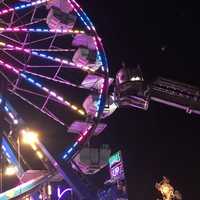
[{"left": 84, "top": 0, "right": 200, "bottom": 199}]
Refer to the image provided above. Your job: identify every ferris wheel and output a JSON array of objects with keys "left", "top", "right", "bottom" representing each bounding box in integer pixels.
[
  {"left": 0, "top": 0, "right": 109, "bottom": 161},
  {"left": 0, "top": 1, "right": 111, "bottom": 198}
]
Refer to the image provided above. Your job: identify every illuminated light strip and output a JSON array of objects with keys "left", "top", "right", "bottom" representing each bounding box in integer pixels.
[
  {"left": 0, "top": 0, "right": 50, "bottom": 16},
  {"left": 92, "top": 36, "right": 103, "bottom": 71},
  {"left": 62, "top": 124, "right": 93, "bottom": 160},
  {"left": 68, "top": 0, "right": 104, "bottom": 72},
  {"left": 68, "top": 0, "right": 108, "bottom": 106},
  {"left": 2, "top": 138, "right": 24, "bottom": 177},
  {"left": 61, "top": 0, "right": 109, "bottom": 161},
  {"left": 68, "top": 0, "right": 109, "bottom": 74},
  {"left": 67, "top": 0, "right": 108, "bottom": 118},
  {"left": 67, "top": 1, "right": 91, "bottom": 31},
  {"left": 0, "top": 59, "right": 86, "bottom": 116},
  {"left": 0, "top": 97, "right": 19, "bottom": 124},
  {"left": 0, "top": 27, "right": 84, "bottom": 34},
  {"left": 69, "top": 0, "right": 96, "bottom": 31},
  {"left": 0, "top": 41, "right": 96, "bottom": 73}
]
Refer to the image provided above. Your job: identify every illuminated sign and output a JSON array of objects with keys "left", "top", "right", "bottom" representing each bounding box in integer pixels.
[
  {"left": 57, "top": 187, "right": 72, "bottom": 200},
  {"left": 109, "top": 151, "right": 121, "bottom": 167},
  {"left": 109, "top": 151, "right": 125, "bottom": 181}
]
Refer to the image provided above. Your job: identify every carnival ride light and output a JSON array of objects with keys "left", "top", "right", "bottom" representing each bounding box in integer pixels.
[
  {"left": 4, "top": 165, "right": 18, "bottom": 176},
  {"left": 47, "top": 184, "right": 52, "bottom": 196},
  {"left": 36, "top": 151, "right": 44, "bottom": 159},
  {"left": 21, "top": 130, "right": 39, "bottom": 145}
]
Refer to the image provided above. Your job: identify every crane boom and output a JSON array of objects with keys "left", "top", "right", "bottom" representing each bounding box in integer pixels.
[{"left": 151, "top": 77, "right": 200, "bottom": 115}]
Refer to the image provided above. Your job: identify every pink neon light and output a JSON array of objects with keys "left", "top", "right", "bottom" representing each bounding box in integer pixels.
[
  {"left": 0, "top": 59, "right": 85, "bottom": 116},
  {"left": 78, "top": 136, "right": 83, "bottom": 142},
  {"left": 0, "top": 41, "right": 96, "bottom": 72},
  {"left": 0, "top": 27, "right": 84, "bottom": 34},
  {"left": 0, "top": 0, "right": 50, "bottom": 16}
]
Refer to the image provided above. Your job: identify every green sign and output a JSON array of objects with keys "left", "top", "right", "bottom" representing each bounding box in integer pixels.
[{"left": 109, "top": 151, "right": 121, "bottom": 167}]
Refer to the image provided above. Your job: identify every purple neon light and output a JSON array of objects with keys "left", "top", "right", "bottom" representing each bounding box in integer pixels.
[{"left": 57, "top": 187, "right": 72, "bottom": 199}]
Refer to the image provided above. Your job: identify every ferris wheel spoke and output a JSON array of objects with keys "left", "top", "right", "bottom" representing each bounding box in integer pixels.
[
  {"left": 0, "top": 40, "right": 98, "bottom": 73},
  {"left": 28, "top": 51, "right": 97, "bottom": 73},
  {"left": 9, "top": 8, "right": 36, "bottom": 27},
  {"left": 48, "top": 30, "right": 58, "bottom": 50},
  {"left": 0, "top": 32, "right": 24, "bottom": 46},
  {"left": 43, "top": 107, "right": 67, "bottom": 126},
  {"left": 25, "top": 34, "right": 58, "bottom": 46},
  {"left": 12, "top": 86, "right": 81, "bottom": 128},
  {"left": 9, "top": 88, "right": 66, "bottom": 126},
  {"left": 20, "top": 69, "right": 102, "bottom": 92},
  {"left": 25, "top": 65, "right": 105, "bottom": 82},
  {"left": 26, "top": 65, "right": 74, "bottom": 69},
  {"left": 0, "top": 0, "right": 49, "bottom": 17},
  {"left": 15, "top": 18, "right": 47, "bottom": 29},
  {"left": 15, "top": 86, "right": 50, "bottom": 99},
  {"left": 55, "top": 75, "right": 86, "bottom": 89},
  {"left": 1, "top": 49, "right": 27, "bottom": 68},
  {"left": 12, "top": 7, "right": 41, "bottom": 28},
  {"left": 0, "top": 1, "right": 8, "bottom": 7},
  {"left": 0, "top": 58, "right": 86, "bottom": 116},
  {"left": 41, "top": 62, "right": 67, "bottom": 111},
  {"left": 21, "top": 5, "right": 38, "bottom": 49},
  {"left": 0, "top": 70, "right": 15, "bottom": 88},
  {"left": 15, "top": 86, "right": 71, "bottom": 108}
]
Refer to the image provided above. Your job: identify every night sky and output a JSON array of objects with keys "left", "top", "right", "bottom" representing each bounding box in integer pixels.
[{"left": 84, "top": 0, "right": 200, "bottom": 199}]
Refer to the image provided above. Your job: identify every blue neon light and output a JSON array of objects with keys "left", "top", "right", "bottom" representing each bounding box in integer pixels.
[{"left": 2, "top": 137, "right": 24, "bottom": 177}]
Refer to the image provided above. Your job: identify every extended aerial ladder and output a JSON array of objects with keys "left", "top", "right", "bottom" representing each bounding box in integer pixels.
[{"left": 113, "top": 65, "right": 200, "bottom": 116}]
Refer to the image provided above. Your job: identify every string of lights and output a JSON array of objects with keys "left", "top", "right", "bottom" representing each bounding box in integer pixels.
[
  {"left": 0, "top": 41, "right": 97, "bottom": 73},
  {"left": 0, "top": 27, "right": 84, "bottom": 34},
  {"left": 0, "top": 59, "right": 86, "bottom": 116},
  {"left": 61, "top": 0, "right": 109, "bottom": 161},
  {"left": 0, "top": 0, "right": 50, "bottom": 16}
]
